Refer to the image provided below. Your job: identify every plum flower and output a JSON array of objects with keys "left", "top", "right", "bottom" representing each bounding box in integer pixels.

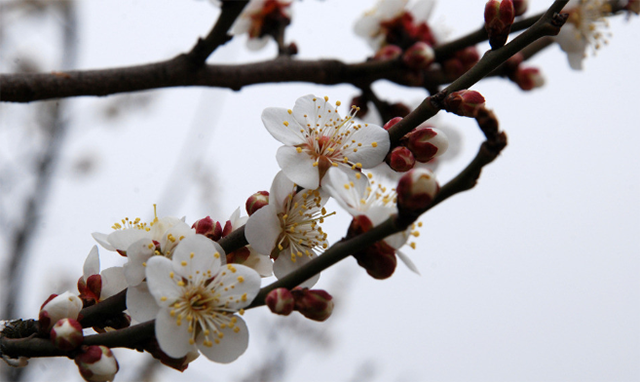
[
  {"left": 322, "top": 168, "right": 421, "bottom": 274},
  {"left": 230, "top": 0, "right": 292, "bottom": 50},
  {"left": 78, "top": 246, "right": 126, "bottom": 307},
  {"left": 556, "top": 0, "right": 611, "bottom": 70},
  {"left": 245, "top": 172, "right": 332, "bottom": 287},
  {"left": 262, "top": 95, "right": 390, "bottom": 190},
  {"left": 145, "top": 235, "right": 260, "bottom": 363}
]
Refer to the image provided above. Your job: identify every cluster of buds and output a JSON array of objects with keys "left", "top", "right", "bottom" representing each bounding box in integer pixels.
[
  {"left": 443, "top": 90, "right": 486, "bottom": 118},
  {"left": 442, "top": 46, "right": 480, "bottom": 79},
  {"left": 383, "top": 117, "right": 449, "bottom": 173},
  {"left": 266, "top": 287, "right": 334, "bottom": 321},
  {"left": 484, "top": 0, "right": 516, "bottom": 49},
  {"left": 347, "top": 215, "right": 398, "bottom": 279}
]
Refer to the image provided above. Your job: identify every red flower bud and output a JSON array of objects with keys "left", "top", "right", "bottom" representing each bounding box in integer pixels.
[
  {"left": 192, "top": 216, "right": 223, "bottom": 241},
  {"left": 444, "top": 90, "right": 485, "bottom": 117},
  {"left": 347, "top": 215, "right": 397, "bottom": 279},
  {"left": 396, "top": 168, "right": 439, "bottom": 214},
  {"left": 266, "top": 288, "right": 295, "bottom": 316},
  {"left": 383, "top": 116, "right": 403, "bottom": 131},
  {"left": 403, "top": 127, "right": 449, "bottom": 162},
  {"left": 402, "top": 42, "right": 435, "bottom": 69},
  {"left": 245, "top": 191, "right": 269, "bottom": 216},
  {"left": 513, "top": 67, "right": 544, "bottom": 91},
  {"left": 291, "top": 287, "right": 334, "bottom": 322},
  {"left": 75, "top": 345, "right": 119, "bottom": 382},
  {"left": 51, "top": 318, "right": 84, "bottom": 351},
  {"left": 386, "top": 146, "right": 416, "bottom": 172},
  {"left": 39, "top": 292, "right": 82, "bottom": 334},
  {"left": 374, "top": 44, "right": 403, "bottom": 61},
  {"left": 484, "top": 0, "right": 515, "bottom": 49}
]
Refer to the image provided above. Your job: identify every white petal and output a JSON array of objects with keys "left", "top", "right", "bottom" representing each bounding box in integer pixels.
[
  {"left": 123, "top": 238, "right": 155, "bottom": 286},
  {"left": 270, "top": 171, "right": 296, "bottom": 212},
  {"left": 83, "top": 245, "right": 100, "bottom": 281},
  {"left": 273, "top": 249, "right": 319, "bottom": 288},
  {"left": 172, "top": 235, "right": 222, "bottom": 283},
  {"left": 396, "top": 249, "right": 421, "bottom": 275},
  {"left": 155, "top": 308, "right": 195, "bottom": 359},
  {"left": 91, "top": 232, "right": 115, "bottom": 251},
  {"left": 126, "top": 282, "right": 160, "bottom": 323},
  {"left": 158, "top": 222, "right": 196, "bottom": 258},
  {"left": 411, "top": 0, "right": 435, "bottom": 23},
  {"left": 246, "top": 36, "right": 270, "bottom": 51},
  {"left": 197, "top": 315, "right": 249, "bottom": 363},
  {"left": 213, "top": 264, "right": 262, "bottom": 310},
  {"left": 107, "top": 229, "right": 150, "bottom": 252},
  {"left": 243, "top": 249, "right": 273, "bottom": 277},
  {"left": 291, "top": 94, "right": 338, "bottom": 135},
  {"left": 322, "top": 167, "right": 371, "bottom": 215},
  {"left": 245, "top": 205, "right": 281, "bottom": 255},
  {"left": 229, "top": 207, "right": 247, "bottom": 229},
  {"left": 276, "top": 146, "right": 320, "bottom": 189},
  {"left": 100, "top": 266, "right": 127, "bottom": 300},
  {"left": 346, "top": 124, "right": 391, "bottom": 168},
  {"left": 145, "top": 256, "right": 182, "bottom": 308},
  {"left": 262, "top": 107, "right": 305, "bottom": 145}
]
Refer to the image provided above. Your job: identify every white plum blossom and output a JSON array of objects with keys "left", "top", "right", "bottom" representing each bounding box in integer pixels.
[
  {"left": 322, "top": 168, "right": 421, "bottom": 274},
  {"left": 262, "top": 95, "right": 390, "bottom": 190},
  {"left": 145, "top": 235, "right": 260, "bottom": 363},
  {"left": 224, "top": 207, "right": 273, "bottom": 277},
  {"left": 557, "top": 0, "right": 611, "bottom": 70},
  {"left": 230, "top": 0, "right": 293, "bottom": 50},
  {"left": 245, "top": 171, "right": 332, "bottom": 287},
  {"left": 80, "top": 245, "right": 127, "bottom": 302}
]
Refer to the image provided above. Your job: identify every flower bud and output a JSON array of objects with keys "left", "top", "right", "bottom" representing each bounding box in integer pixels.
[
  {"left": 192, "top": 216, "right": 223, "bottom": 241},
  {"left": 266, "top": 288, "right": 295, "bottom": 316},
  {"left": 347, "top": 215, "right": 397, "bottom": 279},
  {"left": 39, "top": 292, "right": 82, "bottom": 334},
  {"left": 443, "top": 90, "right": 485, "bottom": 118},
  {"left": 51, "top": 318, "right": 84, "bottom": 351},
  {"left": 386, "top": 146, "right": 416, "bottom": 172},
  {"left": 291, "top": 287, "right": 334, "bottom": 322},
  {"left": 75, "top": 345, "right": 119, "bottom": 382},
  {"left": 78, "top": 274, "right": 102, "bottom": 308},
  {"left": 513, "top": 0, "right": 528, "bottom": 16},
  {"left": 484, "top": 0, "right": 515, "bottom": 49},
  {"left": 374, "top": 44, "right": 403, "bottom": 61},
  {"left": 513, "top": 67, "right": 544, "bottom": 91},
  {"left": 396, "top": 168, "right": 439, "bottom": 214},
  {"left": 402, "top": 42, "right": 435, "bottom": 69},
  {"left": 383, "top": 116, "right": 403, "bottom": 131},
  {"left": 403, "top": 127, "right": 449, "bottom": 162},
  {"left": 443, "top": 46, "right": 480, "bottom": 78},
  {"left": 245, "top": 191, "right": 269, "bottom": 216}
]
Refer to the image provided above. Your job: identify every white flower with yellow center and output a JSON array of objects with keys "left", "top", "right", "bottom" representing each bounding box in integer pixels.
[
  {"left": 557, "top": 0, "right": 611, "bottom": 70},
  {"left": 245, "top": 171, "right": 333, "bottom": 287},
  {"left": 262, "top": 94, "right": 390, "bottom": 190},
  {"left": 145, "top": 235, "right": 260, "bottom": 363},
  {"left": 322, "top": 168, "right": 422, "bottom": 274}
]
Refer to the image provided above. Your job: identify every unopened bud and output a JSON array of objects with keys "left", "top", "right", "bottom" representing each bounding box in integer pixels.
[
  {"left": 513, "top": 0, "right": 528, "bottom": 16},
  {"left": 443, "top": 46, "right": 480, "bottom": 78},
  {"left": 51, "top": 318, "right": 84, "bottom": 351},
  {"left": 39, "top": 292, "right": 82, "bottom": 334},
  {"left": 383, "top": 116, "right": 403, "bottom": 131},
  {"left": 266, "top": 288, "right": 295, "bottom": 316},
  {"left": 75, "top": 345, "right": 119, "bottom": 382},
  {"left": 403, "top": 127, "right": 449, "bottom": 162},
  {"left": 484, "top": 0, "right": 515, "bottom": 49},
  {"left": 387, "top": 146, "right": 416, "bottom": 172},
  {"left": 291, "top": 287, "right": 334, "bottom": 322},
  {"left": 402, "top": 42, "right": 435, "bottom": 69},
  {"left": 347, "top": 215, "right": 397, "bottom": 279},
  {"left": 245, "top": 191, "right": 269, "bottom": 216},
  {"left": 513, "top": 67, "right": 544, "bottom": 90},
  {"left": 374, "top": 44, "right": 403, "bottom": 61},
  {"left": 396, "top": 168, "right": 439, "bottom": 214},
  {"left": 192, "top": 216, "right": 223, "bottom": 241},
  {"left": 444, "top": 90, "right": 485, "bottom": 117}
]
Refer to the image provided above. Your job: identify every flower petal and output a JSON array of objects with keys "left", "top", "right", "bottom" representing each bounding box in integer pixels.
[
  {"left": 345, "top": 124, "right": 390, "bottom": 168},
  {"left": 107, "top": 229, "right": 150, "bottom": 252},
  {"left": 126, "top": 282, "right": 160, "bottom": 323},
  {"left": 396, "top": 249, "right": 420, "bottom": 275},
  {"left": 269, "top": 171, "right": 296, "bottom": 212},
  {"left": 83, "top": 246, "right": 100, "bottom": 281},
  {"left": 273, "top": 249, "right": 319, "bottom": 288},
  {"left": 155, "top": 307, "right": 195, "bottom": 359},
  {"left": 172, "top": 235, "right": 222, "bottom": 284},
  {"left": 291, "top": 94, "right": 337, "bottom": 134},
  {"left": 262, "top": 107, "right": 305, "bottom": 145},
  {"left": 197, "top": 315, "right": 249, "bottom": 363},
  {"left": 245, "top": 204, "right": 281, "bottom": 256},
  {"left": 276, "top": 145, "right": 320, "bottom": 189},
  {"left": 212, "top": 264, "right": 261, "bottom": 310},
  {"left": 123, "top": 238, "right": 155, "bottom": 286},
  {"left": 100, "top": 266, "right": 126, "bottom": 300},
  {"left": 145, "top": 256, "right": 182, "bottom": 308},
  {"left": 91, "top": 232, "right": 115, "bottom": 251}
]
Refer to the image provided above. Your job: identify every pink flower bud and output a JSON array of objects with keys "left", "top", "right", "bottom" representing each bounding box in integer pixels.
[
  {"left": 513, "top": 0, "right": 528, "bottom": 16},
  {"left": 396, "top": 168, "right": 439, "bottom": 214},
  {"left": 192, "top": 216, "right": 222, "bottom": 241},
  {"left": 51, "top": 318, "right": 84, "bottom": 351},
  {"left": 374, "top": 44, "right": 403, "bottom": 61},
  {"left": 266, "top": 288, "right": 295, "bottom": 316},
  {"left": 39, "top": 292, "right": 82, "bottom": 334},
  {"left": 444, "top": 90, "right": 485, "bottom": 118},
  {"left": 383, "top": 116, "right": 403, "bottom": 131},
  {"left": 402, "top": 42, "right": 435, "bottom": 69},
  {"left": 291, "top": 287, "right": 334, "bottom": 322},
  {"left": 387, "top": 146, "right": 416, "bottom": 172},
  {"left": 484, "top": 0, "right": 515, "bottom": 49},
  {"left": 347, "top": 215, "right": 397, "bottom": 279},
  {"left": 514, "top": 67, "right": 544, "bottom": 91},
  {"left": 75, "top": 345, "right": 119, "bottom": 382},
  {"left": 78, "top": 274, "right": 102, "bottom": 307},
  {"left": 245, "top": 191, "right": 269, "bottom": 216},
  {"left": 403, "top": 126, "right": 449, "bottom": 162}
]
